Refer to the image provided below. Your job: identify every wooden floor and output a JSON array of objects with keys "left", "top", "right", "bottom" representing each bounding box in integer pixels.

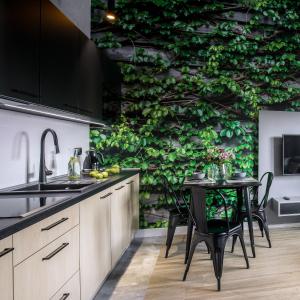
[{"left": 145, "top": 228, "right": 300, "bottom": 300}]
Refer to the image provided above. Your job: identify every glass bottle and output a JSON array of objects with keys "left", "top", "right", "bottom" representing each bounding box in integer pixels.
[
  {"left": 68, "top": 156, "right": 81, "bottom": 180},
  {"left": 68, "top": 148, "right": 82, "bottom": 181}
]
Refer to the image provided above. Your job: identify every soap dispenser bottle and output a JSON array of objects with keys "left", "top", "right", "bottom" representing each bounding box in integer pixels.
[{"left": 68, "top": 148, "right": 82, "bottom": 180}]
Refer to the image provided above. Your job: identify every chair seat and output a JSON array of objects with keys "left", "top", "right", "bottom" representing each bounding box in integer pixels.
[
  {"left": 169, "top": 205, "right": 189, "bottom": 216},
  {"left": 207, "top": 219, "right": 241, "bottom": 235}
]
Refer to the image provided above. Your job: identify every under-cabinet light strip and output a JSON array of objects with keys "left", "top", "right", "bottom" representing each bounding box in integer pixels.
[{"left": 1, "top": 102, "right": 107, "bottom": 127}]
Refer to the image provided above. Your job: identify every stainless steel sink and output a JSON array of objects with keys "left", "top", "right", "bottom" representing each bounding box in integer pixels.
[{"left": 0, "top": 182, "right": 95, "bottom": 195}]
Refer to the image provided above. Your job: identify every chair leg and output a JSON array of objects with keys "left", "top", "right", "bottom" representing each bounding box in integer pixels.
[
  {"left": 185, "top": 216, "right": 193, "bottom": 264},
  {"left": 165, "top": 214, "right": 179, "bottom": 258},
  {"left": 206, "top": 241, "right": 210, "bottom": 254},
  {"left": 217, "top": 277, "right": 221, "bottom": 292},
  {"left": 231, "top": 235, "right": 238, "bottom": 253},
  {"left": 255, "top": 213, "right": 272, "bottom": 248},
  {"left": 211, "top": 247, "right": 225, "bottom": 291},
  {"left": 231, "top": 220, "right": 244, "bottom": 253},
  {"left": 262, "top": 211, "right": 272, "bottom": 248},
  {"left": 262, "top": 220, "right": 272, "bottom": 248},
  {"left": 238, "top": 234, "right": 250, "bottom": 269},
  {"left": 257, "top": 218, "right": 264, "bottom": 237},
  {"left": 183, "top": 235, "right": 200, "bottom": 281}
]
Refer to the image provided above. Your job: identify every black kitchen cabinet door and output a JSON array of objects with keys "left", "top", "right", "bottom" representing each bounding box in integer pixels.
[
  {"left": 40, "top": 0, "right": 80, "bottom": 113},
  {"left": 77, "top": 34, "right": 103, "bottom": 119},
  {"left": 101, "top": 50, "right": 122, "bottom": 122},
  {"left": 0, "top": 0, "right": 40, "bottom": 103}
]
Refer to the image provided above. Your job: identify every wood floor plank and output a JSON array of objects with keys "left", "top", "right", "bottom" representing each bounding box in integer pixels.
[{"left": 145, "top": 228, "right": 300, "bottom": 300}]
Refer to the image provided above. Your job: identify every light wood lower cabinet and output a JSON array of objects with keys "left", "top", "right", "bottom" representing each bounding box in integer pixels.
[
  {"left": 0, "top": 236, "right": 13, "bottom": 300},
  {"left": 50, "top": 271, "right": 80, "bottom": 300},
  {"left": 14, "top": 226, "right": 79, "bottom": 300},
  {"left": 126, "top": 174, "right": 140, "bottom": 240},
  {"left": 111, "top": 181, "right": 129, "bottom": 267},
  {"left": 80, "top": 189, "right": 112, "bottom": 300},
  {"left": 1, "top": 173, "right": 139, "bottom": 300},
  {"left": 110, "top": 176, "right": 140, "bottom": 268},
  {"left": 132, "top": 174, "right": 140, "bottom": 236},
  {"left": 122, "top": 182, "right": 131, "bottom": 253}
]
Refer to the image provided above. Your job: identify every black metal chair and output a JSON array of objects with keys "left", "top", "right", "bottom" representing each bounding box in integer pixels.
[
  {"left": 182, "top": 190, "right": 249, "bottom": 291},
  {"left": 161, "top": 175, "right": 190, "bottom": 259},
  {"left": 232, "top": 171, "right": 273, "bottom": 252}
]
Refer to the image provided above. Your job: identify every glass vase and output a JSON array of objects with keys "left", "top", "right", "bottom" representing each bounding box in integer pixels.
[
  {"left": 217, "top": 163, "right": 227, "bottom": 183},
  {"left": 207, "top": 164, "right": 218, "bottom": 180}
]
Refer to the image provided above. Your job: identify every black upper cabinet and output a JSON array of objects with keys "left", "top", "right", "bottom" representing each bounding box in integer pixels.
[
  {"left": 40, "top": 0, "right": 80, "bottom": 114},
  {"left": 40, "top": 0, "right": 103, "bottom": 119},
  {"left": 0, "top": 0, "right": 109, "bottom": 121},
  {"left": 0, "top": 0, "right": 40, "bottom": 103},
  {"left": 101, "top": 50, "right": 122, "bottom": 122},
  {"left": 78, "top": 34, "right": 103, "bottom": 119}
]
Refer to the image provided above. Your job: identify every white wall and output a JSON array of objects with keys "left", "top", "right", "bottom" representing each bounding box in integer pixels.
[
  {"left": 259, "top": 110, "right": 300, "bottom": 223},
  {"left": 0, "top": 108, "right": 89, "bottom": 189},
  {"left": 259, "top": 110, "right": 300, "bottom": 197}
]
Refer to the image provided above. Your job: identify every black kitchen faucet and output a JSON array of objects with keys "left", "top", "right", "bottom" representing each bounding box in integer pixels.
[{"left": 39, "top": 129, "right": 60, "bottom": 183}]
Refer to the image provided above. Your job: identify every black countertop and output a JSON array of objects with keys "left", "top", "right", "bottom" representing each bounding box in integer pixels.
[{"left": 0, "top": 170, "right": 139, "bottom": 240}]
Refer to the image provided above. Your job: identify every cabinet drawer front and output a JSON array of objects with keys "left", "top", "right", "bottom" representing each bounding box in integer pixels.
[
  {"left": 14, "top": 226, "right": 79, "bottom": 300},
  {"left": 111, "top": 178, "right": 128, "bottom": 191},
  {"left": 50, "top": 271, "right": 80, "bottom": 300},
  {"left": 0, "top": 236, "right": 13, "bottom": 300},
  {"left": 13, "top": 204, "right": 79, "bottom": 265}
]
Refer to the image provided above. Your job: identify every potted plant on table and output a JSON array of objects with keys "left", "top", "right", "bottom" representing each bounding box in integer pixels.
[{"left": 206, "top": 147, "right": 235, "bottom": 182}]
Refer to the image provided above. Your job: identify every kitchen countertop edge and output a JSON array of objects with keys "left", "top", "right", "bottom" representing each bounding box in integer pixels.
[{"left": 0, "top": 170, "right": 139, "bottom": 240}]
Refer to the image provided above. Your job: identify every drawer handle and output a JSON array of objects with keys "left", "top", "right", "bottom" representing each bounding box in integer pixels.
[
  {"left": 115, "top": 185, "right": 125, "bottom": 191},
  {"left": 59, "top": 293, "right": 70, "bottom": 300},
  {"left": 126, "top": 180, "right": 134, "bottom": 184},
  {"left": 42, "top": 243, "right": 69, "bottom": 261},
  {"left": 0, "top": 247, "right": 14, "bottom": 258},
  {"left": 41, "top": 217, "right": 69, "bottom": 231},
  {"left": 100, "top": 192, "right": 112, "bottom": 199}
]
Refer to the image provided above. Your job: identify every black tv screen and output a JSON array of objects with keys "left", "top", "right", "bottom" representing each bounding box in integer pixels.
[{"left": 283, "top": 135, "right": 300, "bottom": 175}]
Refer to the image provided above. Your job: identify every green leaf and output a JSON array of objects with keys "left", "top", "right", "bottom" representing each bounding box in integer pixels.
[{"left": 226, "top": 130, "right": 233, "bottom": 138}]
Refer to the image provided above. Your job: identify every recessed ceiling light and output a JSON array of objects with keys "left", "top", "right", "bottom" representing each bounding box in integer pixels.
[{"left": 106, "top": 12, "right": 116, "bottom": 21}]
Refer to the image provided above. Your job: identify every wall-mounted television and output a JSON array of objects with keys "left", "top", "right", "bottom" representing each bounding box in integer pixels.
[{"left": 283, "top": 135, "right": 300, "bottom": 175}]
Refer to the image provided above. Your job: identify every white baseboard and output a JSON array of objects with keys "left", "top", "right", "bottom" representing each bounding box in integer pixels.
[
  {"left": 135, "top": 222, "right": 300, "bottom": 238},
  {"left": 268, "top": 222, "right": 300, "bottom": 229}
]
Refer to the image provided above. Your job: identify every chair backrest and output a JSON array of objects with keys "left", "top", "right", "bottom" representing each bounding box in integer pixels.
[
  {"left": 258, "top": 171, "right": 274, "bottom": 209},
  {"left": 160, "top": 175, "right": 185, "bottom": 216},
  {"left": 181, "top": 188, "right": 232, "bottom": 234}
]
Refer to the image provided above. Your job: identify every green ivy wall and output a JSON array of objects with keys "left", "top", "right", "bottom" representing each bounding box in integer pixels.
[{"left": 90, "top": 0, "right": 300, "bottom": 228}]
